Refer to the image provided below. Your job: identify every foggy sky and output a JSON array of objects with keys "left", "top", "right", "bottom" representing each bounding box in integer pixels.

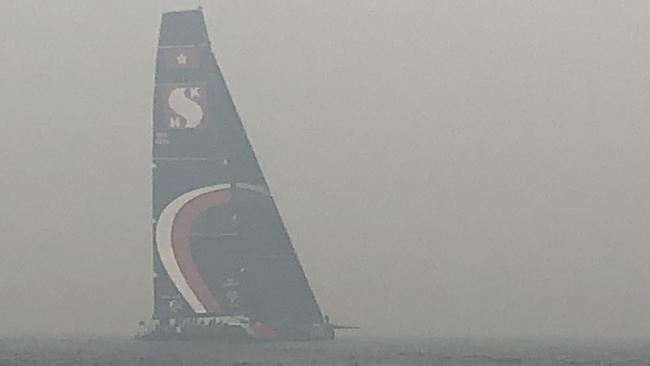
[{"left": 2, "top": 0, "right": 650, "bottom": 339}]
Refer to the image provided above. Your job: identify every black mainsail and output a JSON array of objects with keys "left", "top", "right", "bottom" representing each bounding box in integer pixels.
[{"left": 149, "top": 9, "right": 329, "bottom": 340}]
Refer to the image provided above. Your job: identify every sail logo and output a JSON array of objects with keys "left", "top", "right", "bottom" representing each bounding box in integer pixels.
[
  {"left": 157, "top": 83, "right": 209, "bottom": 130},
  {"left": 161, "top": 46, "right": 201, "bottom": 69},
  {"left": 168, "top": 87, "right": 203, "bottom": 128},
  {"left": 155, "top": 184, "right": 270, "bottom": 315}
]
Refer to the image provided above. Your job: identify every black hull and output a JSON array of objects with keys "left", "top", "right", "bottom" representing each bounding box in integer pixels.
[
  {"left": 137, "top": 324, "right": 335, "bottom": 342},
  {"left": 137, "top": 325, "right": 253, "bottom": 342}
]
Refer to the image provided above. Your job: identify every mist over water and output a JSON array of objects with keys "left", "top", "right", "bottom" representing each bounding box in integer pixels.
[
  {"left": 4, "top": 337, "right": 650, "bottom": 366},
  {"left": 2, "top": 0, "right": 650, "bottom": 341}
]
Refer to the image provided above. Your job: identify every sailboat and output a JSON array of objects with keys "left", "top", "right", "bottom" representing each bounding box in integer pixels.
[{"left": 139, "top": 8, "right": 341, "bottom": 341}]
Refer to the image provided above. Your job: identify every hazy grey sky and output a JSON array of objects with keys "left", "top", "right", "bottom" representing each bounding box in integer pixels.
[{"left": 2, "top": 0, "right": 650, "bottom": 338}]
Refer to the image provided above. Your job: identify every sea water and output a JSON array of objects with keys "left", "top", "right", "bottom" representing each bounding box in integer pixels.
[{"left": 0, "top": 336, "right": 648, "bottom": 366}]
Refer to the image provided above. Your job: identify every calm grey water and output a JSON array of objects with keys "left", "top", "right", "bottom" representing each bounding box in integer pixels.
[{"left": 1, "top": 337, "right": 649, "bottom": 366}]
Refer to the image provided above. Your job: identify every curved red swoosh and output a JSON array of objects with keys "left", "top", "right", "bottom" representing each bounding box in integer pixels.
[{"left": 172, "top": 189, "right": 232, "bottom": 314}]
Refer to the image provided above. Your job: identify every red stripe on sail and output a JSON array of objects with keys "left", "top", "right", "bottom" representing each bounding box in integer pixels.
[{"left": 172, "top": 189, "right": 232, "bottom": 314}]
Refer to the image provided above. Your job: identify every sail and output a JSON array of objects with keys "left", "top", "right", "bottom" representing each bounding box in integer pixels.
[{"left": 152, "top": 9, "right": 323, "bottom": 333}]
